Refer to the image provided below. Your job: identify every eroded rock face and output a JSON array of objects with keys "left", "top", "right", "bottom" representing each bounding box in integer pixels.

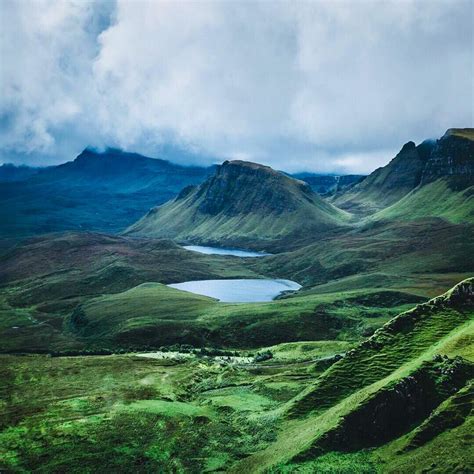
[
  {"left": 296, "top": 357, "right": 474, "bottom": 460},
  {"left": 195, "top": 160, "right": 314, "bottom": 216},
  {"left": 421, "top": 129, "right": 474, "bottom": 186}
]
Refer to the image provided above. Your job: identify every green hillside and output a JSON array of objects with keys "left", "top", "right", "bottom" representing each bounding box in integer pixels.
[
  {"left": 126, "top": 160, "right": 350, "bottom": 251},
  {"left": 372, "top": 177, "right": 474, "bottom": 224},
  {"left": 233, "top": 278, "right": 474, "bottom": 472},
  {"left": 1, "top": 279, "right": 472, "bottom": 473},
  {"left": 333, "top": 128, "right": 473, "bottom": 217}
]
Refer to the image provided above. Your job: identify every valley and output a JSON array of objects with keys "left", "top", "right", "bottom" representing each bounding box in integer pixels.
[{"left": 0, "top": 128, "right": 473, "bottom": 473}]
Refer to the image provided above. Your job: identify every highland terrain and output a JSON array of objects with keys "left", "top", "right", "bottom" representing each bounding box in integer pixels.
[{"left": 0, "top": 128, "right": 473, "bottom": 473}]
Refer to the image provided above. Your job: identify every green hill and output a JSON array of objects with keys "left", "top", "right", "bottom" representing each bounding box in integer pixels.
[
  {"left": 1, "top": 279, "right": 471, "bottom": 473},
  {"left": 233, "top": 278, "right": 474, "bottom": 472},
  {"left": 126, "top": 160, "right": 350, "bottom": 251},
  {"left": 333, "top": 128, "right": 473, "bottom": 216},
  {"left": 372, "top": 177, "right": 474, "bottom": 224}
]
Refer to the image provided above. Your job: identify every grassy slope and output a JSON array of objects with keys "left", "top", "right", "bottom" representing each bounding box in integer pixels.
[
  {"left": 0, "top": 232, "right": 262, "bottom": 352},
  {"left": 0, "top": 340, "right": 342, "bottom": 473},
  {"left": 67, "top": 283, "right": 422, "bottom": 350},
  {"left": 126, "top": 161, "right": 350, "bottom": 251},
  {"left": 372, "top": 177, "right": 474, "bottom": 224},
  {"left": 1, "top": 279, "right": 471, "bottom": 473},
  {"left": 233, "top": 278, "right": 474, "bottom": 472},
  {"left": 252, "top": 217, "right": 474, "bottom": 290}
]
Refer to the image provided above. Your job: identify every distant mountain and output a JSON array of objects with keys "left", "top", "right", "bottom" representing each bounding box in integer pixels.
[
  {"left": 333, "top": 128, "right": 473, "bottom": 215},
  {"left": 292, "top": 173, "right": 365, "bottom": 195},
  {"left": 0, "top": 163, "right": 40, "bottom": 182},
  {"left": 31, "top": 148, "right": 211, "bottom": 192},
  {"left": 0, "top": 148, "right": 212, "bottom": 243},
  {"left": 126, "top": 160, "right": 350, "bottom": 250}
]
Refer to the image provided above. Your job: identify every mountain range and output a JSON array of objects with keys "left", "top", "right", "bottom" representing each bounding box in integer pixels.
[
  {"left": 0, "top": 148, "right": 212, "bottom": 249},
  {"left": 1, "top": 128, "right": 473, "bottom": 473},
  {"left": 0, "top": 149, "right": 361, "bottom": 251}
]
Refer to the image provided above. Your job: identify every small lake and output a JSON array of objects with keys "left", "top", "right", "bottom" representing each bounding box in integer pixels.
[
  {"left": 183, "top": 245, "right": 271, "bottom": 258},
  {"left": 168, "top": 279, "right": 301, "bottom": 303}
]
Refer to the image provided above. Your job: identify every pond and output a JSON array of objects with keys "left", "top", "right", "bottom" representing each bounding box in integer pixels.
[
  {"left": 168, "top": 279, "right": 301, "bottom": 303},
  {"left": 183, "top": 245, "right": 271, "bottom": 257}
]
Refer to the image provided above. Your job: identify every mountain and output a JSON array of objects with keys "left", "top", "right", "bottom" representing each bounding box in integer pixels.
[
  {"left": 333, "top": 128, "right": 474, "bottom": 215},
  {"left": 291, "top": 173, "right": 365, "bottom": 195},
  {"left": 125, "top": 160, "right": 350, "bottom": 250},
  {"left": 371, "top": 129, "right": 474, "bottom": 224},
  {"left": 332, "top": 140, "right": 434, "bottom": 214},
  {"left": 31, "top": 148, "right": 212, "bottom": 192},
  {"left": 0, "top": 163, "right": 40, "bottom": 182},
  {"left": 0, "top": 148, "right": 212, "bottom": 245}
]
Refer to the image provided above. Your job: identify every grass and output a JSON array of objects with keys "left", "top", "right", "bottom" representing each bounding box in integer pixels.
[
  {"left": 125, "top": 160, "right": 351, "bottom": 251},
  {"left": 0, "top": 350, "right": 309, "bottom": 472},
  {"left": 0, "top": 280, "right": 472, "bottom": 473},
  {"left": 231, "top": 279, "right": 474, "bottom": 473},
  {"left": 67, "top": 283, "right": 425, "bottom": 350},
  {"left": 372, "top": 178, "right": 474, "bottom": 224}
]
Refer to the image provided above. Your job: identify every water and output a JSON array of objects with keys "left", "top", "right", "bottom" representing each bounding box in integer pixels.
[
  {"left": 168, "top": 279, "right": 301, "bottom": 303},
  {"left": 183, "top": 245, "right": 271, "bottom": 258}
]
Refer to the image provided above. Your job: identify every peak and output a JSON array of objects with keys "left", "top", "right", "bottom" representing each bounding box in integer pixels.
[
  {"left": 76, "top": 147, "right": 124, "bottom": 159},
  {"left": 399, "top": 141, "right": 416, "bottom": 153},
  {"left": 221, "top": 160, "right": 275, "bottom": 172},
  {"left": 443, "top": 128, "right": 474, "bottom": 141}
]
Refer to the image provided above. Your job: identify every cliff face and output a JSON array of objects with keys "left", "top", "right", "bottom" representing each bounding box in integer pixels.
[
  {"left": 195, "top": 160, "right": 314, "bottom": 216},
  {"left": 420, "top": 129, "right": 474, "bottom": 186},
  {"left": 334, "top": 129, "right": 473, "bottom": 214},
  {"left": 126, "top": 160, "right": 349, "bottom": 249},
  {"left": 332, "top": 141, "right": 433, "bottom": 212}
]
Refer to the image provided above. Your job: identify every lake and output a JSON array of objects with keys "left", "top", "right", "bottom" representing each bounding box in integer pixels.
[
  {"left": 183, "top": 245, "right": 271, "bottom": 257},
  {"left": 168, "top": 279, "right": 301, "bottom": 303}
]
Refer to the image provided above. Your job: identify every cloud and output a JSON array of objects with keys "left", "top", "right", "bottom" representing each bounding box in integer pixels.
[{"left": 0, "top": 0, "right": 472, "bottom": 172}]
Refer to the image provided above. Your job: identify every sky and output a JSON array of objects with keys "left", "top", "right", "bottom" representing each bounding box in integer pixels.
[{"left": 0, "top": 0, "right": 472, "bottom": 174}]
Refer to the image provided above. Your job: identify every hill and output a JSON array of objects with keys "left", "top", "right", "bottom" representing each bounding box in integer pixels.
[
  {"left": 1, "top": 279, "right": 471, "bottom": 473},
  {"left": 333, "top": 128, "right": 473, "bottom": 215},
  {"left": 0, "top": 148, "right": 212, "bottom": 245},
  {"left": 126, "top": 160, "right": 350, "bottom": 250},
  {"left": 234, "top": 278, "right": 474, "bottom": 472}
]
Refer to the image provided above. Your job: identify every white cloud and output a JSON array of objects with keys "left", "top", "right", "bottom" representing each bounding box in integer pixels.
[{"left": 0, "top": 0, "right": 472, "bottom": 172}]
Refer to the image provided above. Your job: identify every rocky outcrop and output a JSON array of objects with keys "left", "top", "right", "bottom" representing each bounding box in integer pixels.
[
  {"left": 420, "top": 129, "right": 474, "bottom": 186},
  {"left": 295, "top": 357, "right": 473, "bottom": 459},
  {"left": 334, "top": 128, "right": 473, "bottom": 214}
]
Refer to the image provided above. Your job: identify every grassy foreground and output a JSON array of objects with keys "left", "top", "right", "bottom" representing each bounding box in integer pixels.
[{"left": 1, "top": 279, "right": 472, "bottom": 473}]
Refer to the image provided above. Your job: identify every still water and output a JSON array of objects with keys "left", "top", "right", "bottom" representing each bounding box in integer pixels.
[
  {"left": 168, "top": 279, "right": 301, "bottom": 303},
  {"left": 183, "top": 245, "right": 271, "bottom": 257}
]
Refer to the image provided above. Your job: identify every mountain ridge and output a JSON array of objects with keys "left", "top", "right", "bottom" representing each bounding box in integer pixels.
[
  {"left": 333, "top": 129, "right": 473, "bottom": 215},
  {"left": 125, "top": 159, "right": 350, "bottom": 250}
]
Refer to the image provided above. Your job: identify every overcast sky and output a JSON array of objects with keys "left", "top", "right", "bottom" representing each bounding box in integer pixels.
[{"left": 0, "top": 0, "right": 472, "bottom": 173}]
